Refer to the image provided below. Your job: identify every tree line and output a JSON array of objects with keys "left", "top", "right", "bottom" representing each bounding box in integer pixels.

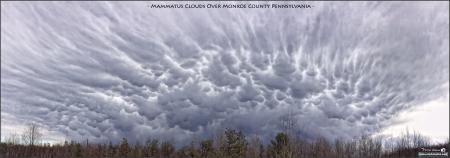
[{"left": 0, "top": 123, "right": 448, "bottom": 158}]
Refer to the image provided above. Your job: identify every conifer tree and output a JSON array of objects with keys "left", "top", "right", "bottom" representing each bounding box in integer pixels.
[{"left": 119, "top": 138, "right": 130, "bottom": 157}]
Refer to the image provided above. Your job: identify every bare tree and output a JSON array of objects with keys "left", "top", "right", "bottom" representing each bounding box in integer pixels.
[
  {"left": 0, "top": 128, "right": 443, "bottom": 158},
  {"left": 161, "top": 141, "right": 175, "bottom": 157},
  {"left": 247, "top": 135, "right": 263, "bottom": 158},
  {"left": 6, "top": 133, "right": 21, "bottom": 144},
  {"left": 21, "top": 123, "right": 42, "bottom": 146},
  {"left": 334, "top": 139, "right": 345, "bottom": 158}
]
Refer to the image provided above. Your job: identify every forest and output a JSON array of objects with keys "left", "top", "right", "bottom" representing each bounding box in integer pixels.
[{"left": 0, "top": 123, "right": 448, "bottom": 158}]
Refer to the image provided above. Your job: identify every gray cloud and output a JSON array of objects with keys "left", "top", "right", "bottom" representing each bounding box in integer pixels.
[{"left": 1, "top": 1, "right": 448, "bottom": 145}]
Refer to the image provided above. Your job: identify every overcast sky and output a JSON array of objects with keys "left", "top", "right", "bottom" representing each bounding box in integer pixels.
[{"left": 1, "top": 1, "right": 448, "bottom": 145}]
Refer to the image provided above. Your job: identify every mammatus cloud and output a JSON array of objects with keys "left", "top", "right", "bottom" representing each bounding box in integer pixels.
[{"left": 1, "top": 2, "right": 448, "bottom": 145}]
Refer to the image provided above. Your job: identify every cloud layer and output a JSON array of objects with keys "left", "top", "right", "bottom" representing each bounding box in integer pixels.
[{"left": 1, "top": 2, "right": 448, "bottom": 145}]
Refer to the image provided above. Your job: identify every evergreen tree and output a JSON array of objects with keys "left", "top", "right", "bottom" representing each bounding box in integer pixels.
[
  {"left": 222, "top": 129, "right": 248, "bottom": 157},
  {"left": 119, "top": 138, "right": 130, "bottom": 157},
  {"left": 200, "top": 139, "right": 214, "bottom": 157},
  {"left": 269, "top": 132, "right": 290, "bottom": 158}
]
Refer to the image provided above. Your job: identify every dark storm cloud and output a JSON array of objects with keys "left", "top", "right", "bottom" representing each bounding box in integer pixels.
[{"left": 1, "top": 1, "right": 448, "bottom": 145}]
